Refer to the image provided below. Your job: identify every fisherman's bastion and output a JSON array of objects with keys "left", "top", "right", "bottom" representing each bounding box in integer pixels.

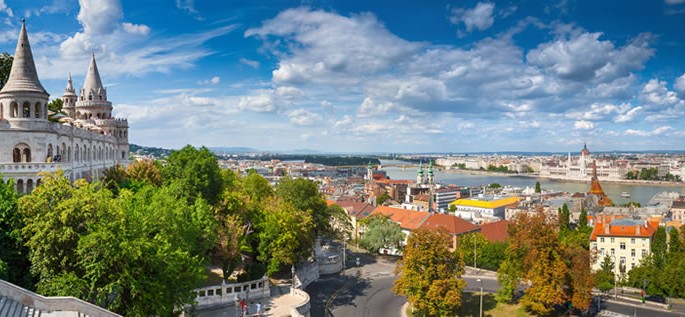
[{"left": 0, "top": 21, "right": 129, "bottom": 193}]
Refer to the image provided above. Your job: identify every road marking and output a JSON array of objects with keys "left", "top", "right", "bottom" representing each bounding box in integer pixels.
[
  {"left": 600, "top": 311, "right": 630, "bottom": 317},
  {"left": 325, "top": 281, "right": 355, "bottom": 316}
]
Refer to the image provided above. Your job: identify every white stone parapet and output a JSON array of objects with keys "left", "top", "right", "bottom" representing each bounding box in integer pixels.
[
  {"left": 0, "top": 279, "right": 121, "bottom": 317},
  {"left": 193, "top": 277, "right": 270, "bottom": 308},
  {"left": 289, "top": 287, "right": 311, "bottom": 317}
]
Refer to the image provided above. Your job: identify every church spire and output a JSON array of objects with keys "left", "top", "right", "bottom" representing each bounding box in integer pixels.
[
  {"left": 0, "top": 19, "right": 47, "bottom": 95},
  {"left": 80, "top": 53, "right": 107, "bottom": 101}
]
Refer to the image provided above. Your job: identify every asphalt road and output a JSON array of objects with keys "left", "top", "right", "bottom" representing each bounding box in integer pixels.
[{"left": 599, "top": 299, "right": 683, "bottom": 317}]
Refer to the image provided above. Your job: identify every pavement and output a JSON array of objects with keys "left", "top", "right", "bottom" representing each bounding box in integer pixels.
[{"left": 195, "top": 286, "right": 307, "bottom": 317}]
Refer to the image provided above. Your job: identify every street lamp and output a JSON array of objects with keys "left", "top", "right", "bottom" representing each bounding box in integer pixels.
[
  {"left": 474, "top": 236, "right": 477, "bottom": 270},
  {"left": 291, "top": 265, "right": 296, "bottom": 289},
  {"left": 477, "top": 279, "right": 483, "bottom": 317}
]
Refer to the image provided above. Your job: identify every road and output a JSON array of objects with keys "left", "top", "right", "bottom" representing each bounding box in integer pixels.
[{"left": 598, "top": 299, "right": 683, "bottom": 317}]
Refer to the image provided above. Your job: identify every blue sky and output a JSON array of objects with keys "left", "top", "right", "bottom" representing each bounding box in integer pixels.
[{"left": 1, "top": 0, "right": 684, "bottom": 153}]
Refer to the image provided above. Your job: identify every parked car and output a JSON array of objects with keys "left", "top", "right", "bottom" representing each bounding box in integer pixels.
[{"left": 646, "top": 294, "right": 667, "bottom": 304}]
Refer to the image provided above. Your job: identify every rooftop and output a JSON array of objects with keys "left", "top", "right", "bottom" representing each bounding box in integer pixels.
[{"left": 450, "top": 196, "right": 520, "bottom": 209}]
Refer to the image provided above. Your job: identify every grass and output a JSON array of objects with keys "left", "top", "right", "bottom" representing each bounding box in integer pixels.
[{"left": 407, "top": 293, "right": 530, "bottom": 317}]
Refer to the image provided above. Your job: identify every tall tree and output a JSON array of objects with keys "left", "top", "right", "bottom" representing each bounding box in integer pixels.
[
  {"left": 0, "top": 52, "right": 12, "bottom": 89},
  {"left": 0, "top": 175, "right": 33, "bottom": 288},
  {"left": 534, "top": 181, "right": 541, "bottom": 193},
  {"left": 276, "top": 177, "right": 330, "bottom": 236},
  {"left": 668, "top": 227, "right": 682, "bottom": 256},
  {"left": 578, "top": 208, "right": 588, "bottom": 227},
  {"left": 559, "top": 203, "right": 570, "bottom": 231},
  {"left": 257, "top": 197, "right": 315, "bottom": 275},
  {"left": 126, "top": 158, "right": 162, "bottom": 186},
  {"left": 161, "top": 145, "right": 223, "bottom": 205},
  {"left": 651, "top": 226, "right": 668, "bottom": 268},
  {"left": 595, "top": 255, "right": 615, "bottom": 293},
  {"left": 360, "top": 215, "right": 405, "bottom": 253},
  {"left": 393, "top": 227, "right": 467, "bottom": 316}
]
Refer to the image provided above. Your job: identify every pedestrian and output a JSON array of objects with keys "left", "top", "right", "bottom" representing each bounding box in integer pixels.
[
  {"left": 241, "top": 298, "right": 245, "bottom": 315},
  {"left": 256, "top": 301, "right": 262, "bottom": 316}
]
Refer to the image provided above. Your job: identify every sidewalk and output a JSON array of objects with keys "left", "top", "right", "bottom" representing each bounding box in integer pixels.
[
  {"left": 464, "top": 266, "right": 497, "bottom": 279},
  {"left": 195, "top": 290, "right": 306, "bottom": 317}
]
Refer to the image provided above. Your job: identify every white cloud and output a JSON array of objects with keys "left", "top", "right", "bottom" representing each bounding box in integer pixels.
[
  {"left": 675, "top": 73, "right": 685, "bottom": 95},
  {"left": 122, "top": 22, "right": 150, "bottom": 35},
  {"left": 665, "top": 0, "right": 685, "bottom": 4},
  {"left": 198, "top": 76, "right": 221, "bottom": 85},
  {"left": 450, "top": 2, "right": 495, "bottom": 32},
  {"left": 176, "top": 0, "right": 202, "bottom": 20},
  {"left": 614, "top": 106, "right": 642, "bottom": 123},
  {"left": 0, "top": 0, "right": 13, "bottom": 17},
  {"left": 574, "top": 120, "right": 595, "bottom": 130},
  {"left": 239, "top": 58, "right": 260, "bottom": 68},
  {"left": 25, "top": 0, "right": 70, "bottom": 18},
  {"left": 625, "top": 126, "right": 672, "bottom": 136},
  {"left": 639, "top": 79, "right": 681, "bottom": 110},
  {"left": 238, "top": 93, "right": 277, "bottom": 112},
  {"left": 288, "top": 108, "right": 322, "bottom": 126}
]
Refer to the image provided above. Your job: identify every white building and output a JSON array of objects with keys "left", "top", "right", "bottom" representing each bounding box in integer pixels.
[
  {"left": 539, "top": 143, "right": 623, "bottom": 180},
  {"left": 590, "top": 217, "right": 659, "bottom": 279},
  {"left": 0, "top": 21, "right": 128, "bottom": 192}
]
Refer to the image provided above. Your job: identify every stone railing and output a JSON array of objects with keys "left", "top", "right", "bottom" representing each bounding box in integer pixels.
[
  {"left": 0, "top": 279, "right": 120, "bottom": 317},
  {"left": 294, "top": 262, "right": 320, "bottom": 290},
  {"left": 289, "top": 287, "right": 311, "bottom": 317},
  {"left": 317, "top": 254, "right": 343, "bottom": 275},
  {"left": 193, "top": 277, "right": 270, "bottom": 308},
  {"left": 0, "top": 162, "right": 67, "bottom": 174}
]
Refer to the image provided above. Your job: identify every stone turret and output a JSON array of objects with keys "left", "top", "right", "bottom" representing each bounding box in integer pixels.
[
  {"left": 62, "top": 73, "right": 77, "bottom": 118},
  {"left": 75, "top": 54, "right": 112, "bottom": 120},
  {"left": 0, "top": 20, "right": 49, "bottom": 122}
]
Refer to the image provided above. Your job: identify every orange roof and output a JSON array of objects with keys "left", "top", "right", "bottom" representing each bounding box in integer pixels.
[
  {"left": 419, "top": 213, "right": 480, "bottom": 236},
  {"left": 371, "top": 206, "right": 430, "bottom": 230},
  {"left": 590, "top": 218, "right": 659, "bottom": 241},
  {"left": 326, "top": 200, "right": 336, "bottom": 206},
  {"left": 479, "top": 220, "right": 510, "bottom": 242}
]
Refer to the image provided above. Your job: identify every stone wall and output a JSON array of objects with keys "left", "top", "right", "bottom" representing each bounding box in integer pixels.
[
  {"left": 193, "top": 277, "right": 270, "bottom": 308},
  {"left": 289, "top": 287, "right": 311, "bottom": 317}
]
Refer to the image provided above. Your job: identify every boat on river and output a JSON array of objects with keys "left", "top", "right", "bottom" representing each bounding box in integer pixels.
[{"left": 621, "top": 192, "right": 630, "bottom": 198}]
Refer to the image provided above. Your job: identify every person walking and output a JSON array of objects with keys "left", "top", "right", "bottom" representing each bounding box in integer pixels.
[
  {"left": 256, "top": 302, "right": 262, "bottom": 316},
  {"left": 241, "top": 299, "right": 245, "bottom": 315}
]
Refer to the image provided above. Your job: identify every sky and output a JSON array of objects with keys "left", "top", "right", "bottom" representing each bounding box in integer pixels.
[{"left": 0, "top": 0, "right": 684, "bottom": 153}]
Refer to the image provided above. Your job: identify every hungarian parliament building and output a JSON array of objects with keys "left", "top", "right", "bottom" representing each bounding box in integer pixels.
[
  {"left": 0, "top": 21, "right": 129, "bottom": 193},
  {"left": 539, "top": 143, "right": 623, "bottom": 180}
]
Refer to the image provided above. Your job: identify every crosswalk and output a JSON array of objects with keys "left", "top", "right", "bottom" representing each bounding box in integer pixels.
[{"left": 600, "top": 311, "right": 631, "bottom": 317}]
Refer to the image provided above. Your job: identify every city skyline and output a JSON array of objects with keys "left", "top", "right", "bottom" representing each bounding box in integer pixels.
[{"left": 0, "top": 0, "right": 684, "bottom": 152}]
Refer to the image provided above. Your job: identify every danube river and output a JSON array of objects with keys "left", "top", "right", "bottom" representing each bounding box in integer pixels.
[{"left": 380, "top": 162, "right": 685, "bottom": 206}]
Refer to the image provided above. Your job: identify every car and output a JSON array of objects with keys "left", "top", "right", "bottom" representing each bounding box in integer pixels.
[{"left": 645, "top": 294, "right": 667, "bottom": 304}]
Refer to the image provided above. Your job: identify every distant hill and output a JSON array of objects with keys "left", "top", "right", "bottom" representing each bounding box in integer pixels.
[
  {"left": 208, "top": 146, "right": 262, "bottom": 154},
  {"left": 129, "top": 144, "right": 174, "bottom": 158}
]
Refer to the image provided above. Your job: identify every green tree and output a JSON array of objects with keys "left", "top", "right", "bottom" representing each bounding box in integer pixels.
[
  {"left": 257, "top": 197, "right": 315, "bottom": 275},
  {"left": 376, "top": 192, "right": 391, "bottom": 205},
  {"left": 393, "top": 227, "right": 467, "bottom": 316},
  {"left": 0, "top": 175, "right": 33, "bottom": 288},
  {"left": 489, "top": 183, "right": 502, "bottom": 189},
  {"left": 534, "top": 181, "right": 541, "bottom": 193},
  {"left": 360, "top": 215, "right": 405, "bottom": 253},
  {"left": 276, "top": 177, "right": 330, "bottom": 237},
  {"left": 578, "top": 209, "right": 588, "bottom": 227},
  {"left": 668, "top": 227, "right": 682, "bottom": 256},
  {"left": 161, "top": 145, "right": 223, "bottom": 205},
  {"left": 458, "top": 232, "right": 506, "bottom": 271},
  {"left": 126, "top": 158, "right": 162, "bottom": 186},
  {"left": 559, "top": 203, "right": 570, "bottom": 231},
  {"left": 651, "top": 226, "right": 668, "bottom": 268},
  {"left": 0, "top": 52, "right": 12, "bottom": 89},
  {"left": 327, "top": 204, "right": 353, "bottom": 241},
  {"left": 242, "top": 170, "right": 273, "bottom": 204},
  {"left": 596, "top": 255, "right": 615, "bottom": 293}
]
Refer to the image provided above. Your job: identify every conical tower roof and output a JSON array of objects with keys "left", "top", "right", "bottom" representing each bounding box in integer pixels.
[
  {"left": 0, "top": 20, "right": 47, "bottom": 95},
  {"left": 81, "top": 53, "right": 106, "bottom": 100},
  {"left": 63, "top": 73, "right": 76, "bottom": 96}
]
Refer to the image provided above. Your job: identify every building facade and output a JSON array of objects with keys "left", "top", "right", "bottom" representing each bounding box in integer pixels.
[
  {"left": 0, "top": 21, "right": 128, "bottom": 192},
  {"left": 539, "top": 143, "right": 623, "bottom": 180},
  {"left": 590, "top": 217, "right": 658, "bottom": 279}
]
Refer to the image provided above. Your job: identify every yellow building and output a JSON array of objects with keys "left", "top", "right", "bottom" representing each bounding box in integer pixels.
[{"left": 450, "top": 196, "right": 520, "bottom": 222}]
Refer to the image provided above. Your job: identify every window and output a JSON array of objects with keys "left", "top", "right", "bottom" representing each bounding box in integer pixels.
[
  {"left": 642, "top": 249, "right": 647, "bottom": 257},
  {"left": 600, "top": 248, "right": 605, "bottom": 256},
  {"left": 34, "top": 103, "right": 40, "bottom": 118},
  {"left": 22, "top": 102, "right": 30, "bottom": 118},
  {"left": 611, "top": 237, "right": 615, "bottom": 243},
  {"left": 631, "top": 238, "right": 636, "bottom": 244},
  {"left": 611, "top": 248, "right": 615, "bottom": 255},
  {"left": 620, "top": 257, "right": 626, "bottom": 264},
  {"left": 620, "top": 242, "right": 626, "bottom": 250},
  {"left": 631, "top": 249, "right": 636, "bottom": 257},
  {"left": 600, "top": 237, "right": 605, "bottom": 243}
]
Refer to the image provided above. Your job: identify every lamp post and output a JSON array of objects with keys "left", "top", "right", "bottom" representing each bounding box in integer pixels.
[
  {"left": 477, "top": 279, "right": 483, "bottom": 317},
  {"left": 291, "top": 265, "right": 296, "bottom": 289},
  {"left": 474, "top": 235, "right": 477, "bottom": 270},
  {"left": 611, "top": 256, "right": 618, "bottom": 299}
]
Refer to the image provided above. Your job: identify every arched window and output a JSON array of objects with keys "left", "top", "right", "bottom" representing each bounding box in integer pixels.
[
  {"left": 13, "top": 148, "right": 20, "bottom": 162},
  {"left": 10, "top": 102, "right": 18, "bottom": 118},
  {"left": 88, "top": 94, "right": 93, "bottom": 101},
  {"left": 47, "top": 144, "right": 53, "bottom": 161},
  {"left": 22, "top": 102, "right": 30, "bottom": 118},
  {"left": 121, "top": 151, "right": 125, "bottom": 160},
  {"left": 26, "top": 179, "right": 34, "bottom": 193},
  {"left": 67, "top": 146, "right": 71, "bottom": 162},
  {"left": 0, "top": 103, "right": 3, "bottom": 119},
  {"left": 35, "top": 103, "right": 41, "bottom": 118},
  {"left": 23, "top": 148, "right": 31, "bottom": 162},
  {"left": 16, "top": 179, "right": 23, "bottom": 193},
  {"left": 76, "top": 111, "right": 81, "bottom": 119},
  {"left": 75, "top": 146, "right": 79, "bottom": 162}
]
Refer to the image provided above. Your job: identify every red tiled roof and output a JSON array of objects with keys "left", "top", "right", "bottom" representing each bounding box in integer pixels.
[
  {"left": 414, "top": 194, "right": 430, "bottom": 202},
  {"left": 590, "top": 217, "right": 659, "bottom": 241},
  {"left": 330, "top": 200, "right": 376, "bottom": 219},
  {"left": 479, "top": 220, "right": 510, "bottom": 242},
  {"left": 672, "top": 201, "right": 685, "bottom": 209},
  {"left": 372, "top": 206, "right": 430, "bottom": 230},
  {"left": 419, "top": 213, "right": 480, "bottom": 236}
]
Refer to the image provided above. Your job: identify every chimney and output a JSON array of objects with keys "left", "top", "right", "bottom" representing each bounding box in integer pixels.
[
  {"left": 636, "top": 224, "right": 641, "bottom": 235},
  {"left": 605, "top": 223, "right": 610, "bottom": 234}
]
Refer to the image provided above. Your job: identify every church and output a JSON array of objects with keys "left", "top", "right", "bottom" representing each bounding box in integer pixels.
[{"left": 0, "top": 21, "right": 129, "bottom": 193}]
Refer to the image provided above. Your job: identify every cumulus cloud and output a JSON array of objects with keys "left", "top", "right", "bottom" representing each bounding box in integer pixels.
[
  {"left": 665, "top": 0, "right": 685, "bottom": 4},
  {"left": 238, "top": 93, "right": 277, "bottom": 113},
  {"left": 0, "top": 0, "right": 13, "bottom": 17},
  {"left": 574, "top": 120, "right": 595, "bottom": 130},
  {"left": 450, "top": 2, "right": 495, "bottom": 32},
  {"left": 625, "top": 126, "right": 672, "bottom": 136},
  {"left": 639, "top": 79, "right": 682, "bottom": 110},
  {"left": 288, "top": 108, "right": 322, "bottom": 126},
  {"left": 122, "top": 22, "right": 150, "bottom": 35},
  {"left": 198, "top": 76, "right": 221, "bottom": 85},
  {"left": 675, "top": 73, "right": 685, "bottom": 95}
]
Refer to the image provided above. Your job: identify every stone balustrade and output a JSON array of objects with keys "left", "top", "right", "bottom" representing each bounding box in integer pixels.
[
  {"left": 0, "top": 279, "right": 120, "bottom": 317},
  {"left": 289, "top": 287, "right": 311, "bottom": 317},
  {"left": 194, "top": 277, "right": 270, "bottom": 308}
]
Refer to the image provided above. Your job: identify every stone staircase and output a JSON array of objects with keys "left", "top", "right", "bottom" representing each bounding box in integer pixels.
[{"left": 0, "top": 295, "right": 44, "bottom": 316}]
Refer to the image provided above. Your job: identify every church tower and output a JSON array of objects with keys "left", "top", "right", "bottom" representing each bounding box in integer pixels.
[
  {"left": 0, "top": 20, "right": 49, "bottom": 125},
  {"left": 417, "top": 162, "right": 425, "bottom": 184},
  {"left": 427, "top": 161, "right": 434, "bottom": 184},
  {"left": 61, "top": 73, "right": 77, "bottom": 118}
]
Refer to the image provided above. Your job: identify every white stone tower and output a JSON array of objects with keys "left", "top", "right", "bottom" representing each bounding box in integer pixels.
[
  {"left": 61, "top": 73, "right": 77, "bottom": 118},
  {"left": 0, "top": 20, "right": 49, "bottom": 126},
  {"left": 417, "top": 162, "right": 424, "bottom": 184}
]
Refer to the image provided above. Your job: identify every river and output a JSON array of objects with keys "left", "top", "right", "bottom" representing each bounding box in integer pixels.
[{"left": 379, "top": 160, "right": 685, "bottom": 206}]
